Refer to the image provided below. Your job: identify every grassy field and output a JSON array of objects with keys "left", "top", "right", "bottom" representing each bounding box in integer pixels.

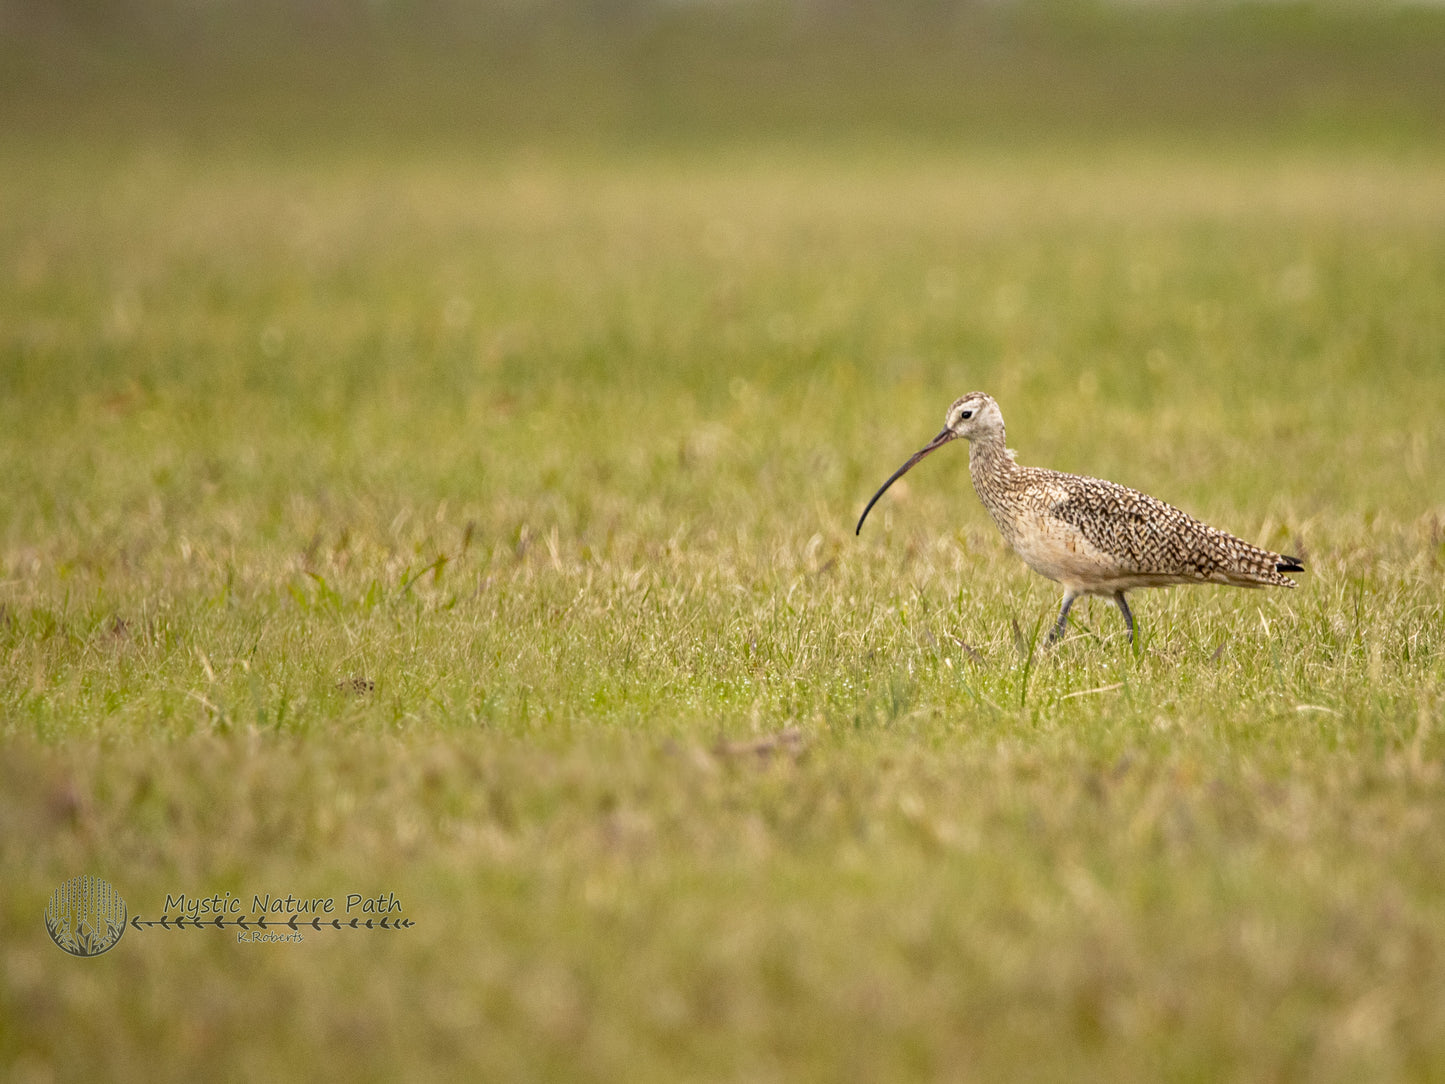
[{"left": 5, "top": 3, "right": 1445, "bottom": 1080}]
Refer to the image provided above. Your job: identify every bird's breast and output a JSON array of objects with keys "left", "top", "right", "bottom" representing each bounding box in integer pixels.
[{"left": 1001, "top": 511, "right": 1129, "bottom": 591}]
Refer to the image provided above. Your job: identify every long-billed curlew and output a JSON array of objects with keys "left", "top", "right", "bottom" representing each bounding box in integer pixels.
[{"left": 856, "top": 392, "right": 1304, "bottom": 643}]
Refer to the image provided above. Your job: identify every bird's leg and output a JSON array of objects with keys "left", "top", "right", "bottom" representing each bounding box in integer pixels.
[
  {"left": 1047, "top": 590, "right": 1078, "bottom": 644},
  {"left": 1113, "top": 591, "right": 1135, "bottom": 644}
]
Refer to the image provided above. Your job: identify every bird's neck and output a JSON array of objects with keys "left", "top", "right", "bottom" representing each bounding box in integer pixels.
[{"left": 967, "top": 430, "right": 1018, "bottom": 510}]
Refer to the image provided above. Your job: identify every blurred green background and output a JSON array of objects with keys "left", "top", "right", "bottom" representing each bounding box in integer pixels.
[
  {"left": 6, "top": 0, "right": 1445, "bottom": 153},
  {"left": 4, "top": 3, "right": 1445, "bottom": 1081}
]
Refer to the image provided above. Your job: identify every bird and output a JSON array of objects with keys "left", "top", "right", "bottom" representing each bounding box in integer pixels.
[{"left": 856, "top": 392, "right": 1304, "bottom": 644}]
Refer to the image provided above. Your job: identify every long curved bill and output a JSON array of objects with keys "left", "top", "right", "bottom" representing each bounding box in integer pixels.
[{"left": 855, "top": 428, "right": 956, "bottom": 535}]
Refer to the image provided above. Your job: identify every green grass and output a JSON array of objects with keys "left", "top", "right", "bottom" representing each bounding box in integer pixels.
[{"left": 5, "top": 5, "right": 1445, "bottom": 1080}]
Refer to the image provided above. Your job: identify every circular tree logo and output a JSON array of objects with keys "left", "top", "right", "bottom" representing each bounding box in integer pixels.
[{"left": 45, "top": 876, "right": 127, "bottom": 957}]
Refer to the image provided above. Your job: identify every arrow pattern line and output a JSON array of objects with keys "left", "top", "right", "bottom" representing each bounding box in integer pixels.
[{"left": 129, "top": 915, "right": 415, "bottom": 931}]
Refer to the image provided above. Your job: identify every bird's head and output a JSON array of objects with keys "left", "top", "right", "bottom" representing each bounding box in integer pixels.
[{"left": 942, "top": 392, "right": 1003, "bottom": 442}]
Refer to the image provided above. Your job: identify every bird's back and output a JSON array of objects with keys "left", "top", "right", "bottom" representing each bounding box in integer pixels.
[{"left": 975, "top": 462, "right": 1301, "bottom": 593}]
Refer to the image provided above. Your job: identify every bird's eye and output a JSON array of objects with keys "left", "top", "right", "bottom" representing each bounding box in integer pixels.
[{"left": 960, "top": 410, "right": 973, "bottom": 420}]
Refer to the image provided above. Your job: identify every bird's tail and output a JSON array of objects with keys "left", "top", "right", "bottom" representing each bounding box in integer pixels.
[{"left": 1276, "top": 555, "right": 1305, "bottom": 573}]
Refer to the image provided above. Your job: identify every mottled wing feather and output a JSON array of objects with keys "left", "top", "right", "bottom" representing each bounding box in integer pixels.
[{"left": 1040, "top": 470, "right": 1297, "bottom": 588}]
